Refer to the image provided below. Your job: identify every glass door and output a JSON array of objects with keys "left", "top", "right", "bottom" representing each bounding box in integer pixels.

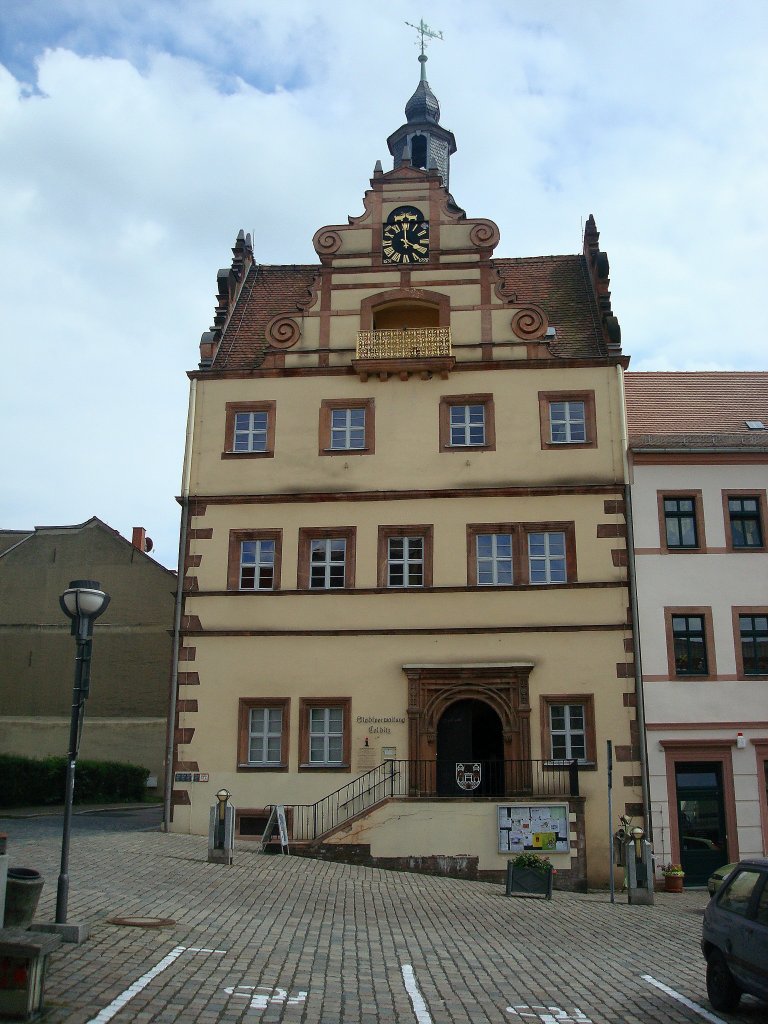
[{"left": 675, "top": 762, "right": 729, "bottom": 886}]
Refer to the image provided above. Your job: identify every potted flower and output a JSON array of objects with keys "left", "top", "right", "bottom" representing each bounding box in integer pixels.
[
  {"left": 662, "top": 863, "right": 685, "bottom": 893},
  {"left": 505, "top": 852, "right": 555, "bottom": 900}
]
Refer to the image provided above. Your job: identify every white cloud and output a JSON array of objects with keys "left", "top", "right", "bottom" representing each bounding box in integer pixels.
[{"left": 1, "top": 0, "right": 767, "bottom": 562}]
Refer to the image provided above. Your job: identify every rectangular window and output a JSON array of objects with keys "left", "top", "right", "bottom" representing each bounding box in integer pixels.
[
  {"left": 538, "top": 391, "right": 596, "bottom": 450},
  {"left": 378, "top": 526, "right": 433, "bottom": 589},
  {"left": 388, "top": 536, "right": 424, "bottom": 587},
  {"left": 239, "top": 538, "right": 275, "bottom": 590},
  {"left": 309, "top": 538, "right": 347, "bottom": 589},
  {"left": 540, "top": 694, "right": 595, "bottom": 767},
  {"left": 527, "top": 531, "right": 567, "bottom": 584},
  {"left": 248, "top": 707, "right": 283, "bottom": 764},
  {"left": 330, "top": 407, "right": 366, "bottom": 449},
  {"left": 319, "top": 399, "right": 374, "bottom": 455},
  {"left": 727, "top": 495, "right": 764, "bottom": 548},
  {"left": 227, "top": 530, "right": 282, "bottom": 591},
  {"left": 223, "top": 401, "right": 276, "bottom": 458},
  {"left": 449, "top": 404, "right": 486, "bottom": 446},
  {"left": 739, "top": 613, "right": 768, "bottom": 676},
  {"left": 672, "top": 614, "right": 708, "bottom": 675},
  {"left": 234, "top": 410, "right": 268, "bottom": 452},
  {"left": 664, "top": 497, "right": 698, "bottom": 548},
  {"left": 439, "top": 395, "right": 495, "bottom": 452},
  {"left": 476, "top": 533, "right": 514, "bottom": 585},
  {"left": 549, "top": 704, "right": 586, "bottom": 761},
  {"left": 237, "top": 698, "right": 289, "bottom": 771},
  {"left": 299, "top": 697, "right": 351, "bottom": 770},
  {"left": 298, "top": 528, "right": 355, "bottom": 590},
  {"left": 549, "top": 401, "right": 586, "bottom": 443}
]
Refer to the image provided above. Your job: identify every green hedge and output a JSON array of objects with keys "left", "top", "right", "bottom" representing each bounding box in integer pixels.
[{"left": 0, "top": 754, "right": 150, "bottom": 808}]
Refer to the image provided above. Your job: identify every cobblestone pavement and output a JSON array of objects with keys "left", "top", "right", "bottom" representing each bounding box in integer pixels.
[{"left": 2, "top": 821, "right": 766, "bottom": 1024}]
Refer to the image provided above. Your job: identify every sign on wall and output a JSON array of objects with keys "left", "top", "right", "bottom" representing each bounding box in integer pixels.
[{"left": 497, "top": 804, "right": 569, "bottom": 854}]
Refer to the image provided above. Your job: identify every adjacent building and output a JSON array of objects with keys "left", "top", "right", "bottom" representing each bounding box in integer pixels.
[
  {"left": 170, "top": 61, "right": 643, "bottom": 887},
  {"left": 626, "top": 372, "right": 768, "bottom": 884},
  {"left": 0, "top": 517, "right": 175, "bottom": 790}
]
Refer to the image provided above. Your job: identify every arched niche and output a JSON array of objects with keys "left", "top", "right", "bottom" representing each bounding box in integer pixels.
[{"left": 360, "top": 288, "right": 450, "bottom": 331}]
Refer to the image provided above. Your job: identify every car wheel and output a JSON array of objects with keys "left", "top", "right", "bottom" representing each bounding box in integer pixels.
[{"left": 706, "top": 950, "right": 741, "bottom": 1011}]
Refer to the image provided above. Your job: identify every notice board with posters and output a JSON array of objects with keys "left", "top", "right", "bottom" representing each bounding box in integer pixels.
[{"left": 497, "top": 804, "right": 569, "bottom": 854}]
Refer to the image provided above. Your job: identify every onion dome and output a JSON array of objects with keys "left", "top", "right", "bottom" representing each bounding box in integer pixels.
[{"left": 405, "top": 55, "right": 440, "bottom": 123}]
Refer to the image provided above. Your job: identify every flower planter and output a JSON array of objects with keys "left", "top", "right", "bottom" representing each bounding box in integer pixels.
[
  {"left": 505, "top": 863, "right": 553, "bottom": 900},
  {"left": 663, "top": 873, "right": 684, "bottom": 893}
]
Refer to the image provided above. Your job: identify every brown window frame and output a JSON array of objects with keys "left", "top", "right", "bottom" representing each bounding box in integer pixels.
[
  {"left": 538, "top": 391, "right": 597, "bottom": 450},
  {"left": 237, "top": 697, "right": 290, "bottom": 771},
  {"left": 222, "top": 401, "right": 276, "bottom": 459},
  {"left": 722, "top": 490, "right": 768, "bottom": 552},
  {"left": 439, "top": 394, "right": 496, "bottom": 452},
  {"left": 298, "top": 697, "right": 352, "bottom": 771},
  {"left": 377, "top": 525, "right": 434, "bottom": 588},
  {"left": 540, "top": 695, "right": 596, "bottom": 768},
  {"left": 297, "top": 527, "right": 356, "bottom": 591},
  {"left": 319, "top": 398, "right": 375, "bottom": 456},
  {"left": 227, "top": 529, "right": 282, "bottom": 591},
  {"left": 657, "top": 491, "right": 706, "bottom": 553},
  {"left": 466, "top": 523, "right": 515, "bottom": 586},
  {"left": 664, "top": 607, "right": 717, "bottom": 680},
  {"left": 732, "top": 607, "right": 768, "bottom": 679}
]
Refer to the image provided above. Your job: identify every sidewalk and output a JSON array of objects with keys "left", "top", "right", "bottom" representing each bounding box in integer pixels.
[{"left": 2, "top": 823, "right": 760, "bottom": 1024}]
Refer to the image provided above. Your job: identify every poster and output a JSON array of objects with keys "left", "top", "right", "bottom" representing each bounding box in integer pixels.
[{"left": 497, "top": 804, "right": 569, "bottom": 853}]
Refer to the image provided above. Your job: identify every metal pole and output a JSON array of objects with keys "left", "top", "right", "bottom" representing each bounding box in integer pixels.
[
  {"left": 56, "top": 634, "right": 89, "bottom": 924},
  {"left": 607, "top": 739, "right": 615, "bottom": 904}
]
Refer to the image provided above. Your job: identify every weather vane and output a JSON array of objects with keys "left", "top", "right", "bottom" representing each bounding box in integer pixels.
[{"left": 405, "top": 18, "right": 444, "bottom": 56}]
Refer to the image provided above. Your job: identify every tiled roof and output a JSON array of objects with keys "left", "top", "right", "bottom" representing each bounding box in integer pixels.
[
  {"left": 212, "top": 265, "right": 319, "bottom": 371},
  {"left": 211, "top": 254, "right": 609, "bottom": 371},
  {"left": 625, "top": 372, "right": 768, "bottom": 449},
  {"left": 493, "top": 255, "right": 607, "bottom": 358}
]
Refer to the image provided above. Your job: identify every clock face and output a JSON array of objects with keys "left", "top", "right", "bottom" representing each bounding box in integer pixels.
[{"left": 382, "top": 206, "right": 429, "bottom": 264}]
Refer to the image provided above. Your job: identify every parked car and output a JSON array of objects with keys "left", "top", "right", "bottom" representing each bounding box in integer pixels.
[
  {"left": 707, "top": 862, "right": 736, "bottom": 896},
  {"left": 701, "top": 858, "right": 768, "bottom": 1011}
]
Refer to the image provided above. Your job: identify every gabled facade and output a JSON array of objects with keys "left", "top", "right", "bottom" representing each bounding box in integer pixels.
[
  {"left": 0, "top": 517, "right": 175, "bottom": 788},
  {"left": 171, "top": 64, "right": 640, "bottom": 887},
  {"left": 626, "top": 373, "right": 768, "bottom": 885}
]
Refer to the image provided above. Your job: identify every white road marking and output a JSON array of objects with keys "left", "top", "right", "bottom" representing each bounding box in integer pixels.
[
  {"left": 85, "top": 945, "right": 227, "bottom": 1024},
  {"left": 402, "top": 964, "right": 433, "bottom": 1024},
  {"left": 641, "top": 975, "right": 727, "bottom": 1024}
]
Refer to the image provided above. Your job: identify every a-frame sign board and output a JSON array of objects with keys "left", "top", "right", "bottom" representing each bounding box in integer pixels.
[{"left": 260, "top": 805, "right": 289, "bottom": 854}]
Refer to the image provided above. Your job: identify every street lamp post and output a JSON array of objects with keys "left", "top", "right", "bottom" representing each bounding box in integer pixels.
[{"left": 56, "top": 579, "right": 110, "bottom": 925}]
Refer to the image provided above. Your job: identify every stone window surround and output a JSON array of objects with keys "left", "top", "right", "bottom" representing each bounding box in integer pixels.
[
  {"left": 237, "top": 697, "right": 290, "bottom": 772},
  {"left": 722, "top": 489, "right": 768, "bottom": 552},
  {"left": 227, "top": 529, "right": 283, "bottom": 591},
  {"left": 664, "top": 606, "right": 717, "bottom": 680},
  {"left": 656, "top": 490, "right": 707, "bottom": 553},
  {"left": 439, "top": 394, "right": 496, "bottom": 452},
  {"left": 298, "top": 697, "right": 352, "bottom": 771},
  {"left": 297, "top": 527, "right": 357, "bottom": 590},
  {"left": 732, "top": 607, "right": 768, "bottom": 679},
  {"left": 318, "top": 398, "right": 375, "bottom": 456},
  {"left": 466, "top": 522, "right": 578, "bottom": 586},
  {"left": 377, "top": 525, "right": 434, "bottom": 589},
  {"left": 222, "top": 401, "right": 276, "bottom": 459},
  {"left": 539, "top": 694, "right": 597, "bottom": 769},
  {"left": 538, "top": 390, "right": 597, "bottom": 451}
]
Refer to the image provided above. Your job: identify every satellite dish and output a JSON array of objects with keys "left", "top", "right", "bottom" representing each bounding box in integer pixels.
[{"left": 145, "top": 537, "right": 154, "bottom": 552}]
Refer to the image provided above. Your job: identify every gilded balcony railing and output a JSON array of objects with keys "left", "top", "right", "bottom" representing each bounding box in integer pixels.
[{"left": 356, "top": 327, "right": 452, "bottom": 360}]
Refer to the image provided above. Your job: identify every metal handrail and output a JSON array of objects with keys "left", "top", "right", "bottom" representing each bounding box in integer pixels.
[{"left": 277, "top": 759, "right": 579, "bottom": 843}]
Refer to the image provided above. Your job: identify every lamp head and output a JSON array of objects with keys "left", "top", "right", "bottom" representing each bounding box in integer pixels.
[
  {"left": 216, "top": 789, "right": 230, "bottom": 804},
  {"left": 60, "top": 580, "right": 110, "bottom": 638}
]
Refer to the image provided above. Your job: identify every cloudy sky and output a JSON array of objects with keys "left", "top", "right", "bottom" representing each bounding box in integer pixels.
[{"left": 1, "top": 1, "right": 766, "bottom": 568}]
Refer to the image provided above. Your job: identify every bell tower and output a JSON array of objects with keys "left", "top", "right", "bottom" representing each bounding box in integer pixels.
[{"left": 386, "top": 20, "right": 456, "bottom": 188}]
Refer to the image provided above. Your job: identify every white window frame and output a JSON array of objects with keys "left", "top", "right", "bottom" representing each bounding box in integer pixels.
[
  {"left": 233, "top": 410, "right": 269, "bottom": 452},
  {"left": 528, "top": 531, "right": 567, "bottom": 584},
  {"left": 449, "top": 404, "right": 486, "bottom": 446},
  {"left": 330, "top": 407, "right": 366, "bottom": 450},
  {"left": 387, "top": 535, "right": 425, "bottom": 588},
  {"left": 549, "top": 704, "right": 586, "bottom": 762},
  {"left": 309, "top": 707, "right": 344, "bottom": 764},
  {"left": 476, "top": 533, "right": 513, "bottom": 585},
  {"left": 239, "top": 539, "right": 276, "bottom": 590},
  {"left": 248, "top": 707, "right": 283, "bottom": 765},
  {"left": 309, "top": 538, "right": 347, "bottom": 590},
  {"left": 549, "top": 401, "right": 586, "bottom": 444}
]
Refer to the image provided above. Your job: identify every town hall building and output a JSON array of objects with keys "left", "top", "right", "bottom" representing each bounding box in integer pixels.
[{"left": 169, "top": 54, "right": 642, "bottom": 888}]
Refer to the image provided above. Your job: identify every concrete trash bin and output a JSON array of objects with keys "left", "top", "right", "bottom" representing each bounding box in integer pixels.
[{"left": 3, "top": 871, "right": 44, "bottom": 930}]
